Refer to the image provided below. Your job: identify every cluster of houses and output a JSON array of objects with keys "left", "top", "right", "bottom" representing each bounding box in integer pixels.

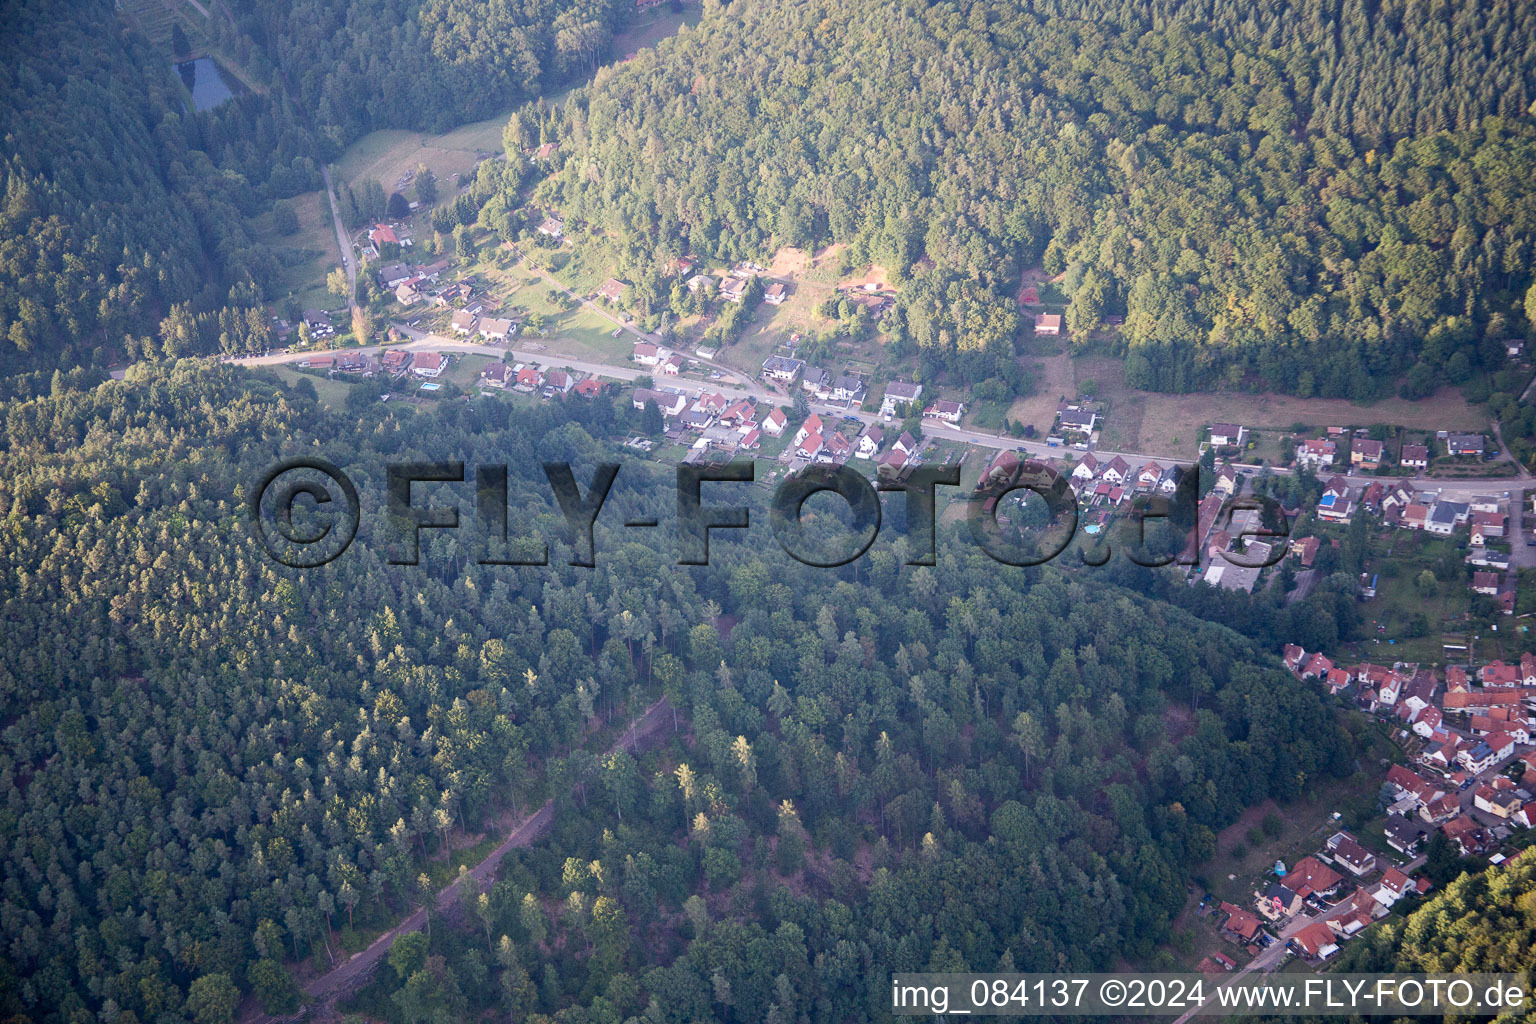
[
  {"left": 377, "top": 258, "right": 454, "bottom": 307},
  {"left": 1213, "top": 830, "right": 1433, "bottom": 964},
  {"left": 1283, "top": 645, "right": 1536, "bottom": 861},
  {"left": 1294, "top": 430, "right": 1489, "bottom": 471},
  {"left": 787, "top": 412, "right": 921, "bottom": 472},
  {"left": 684, "top": 263, "right": 767, "bottom": 305},
  {"left": 480, "top": 360, "right": 603, "bottom": 399},
  {"left": 1299, "top": 477, "right": 1518, "bottom": 609},
  {"left": 379, "top": 349, "right": 451, "bottom": 379},
  {"left": 297, "top": 350, "right": 374, "bottom": 374},
  {"left": 632, "top": 341, "right": 689, "bottom": 376},
  {"left": 451, "top": 307, "right": 520, "bottom": 343},
  {"left": 631, "top": 388, "right": 784, "bottom": 461}
]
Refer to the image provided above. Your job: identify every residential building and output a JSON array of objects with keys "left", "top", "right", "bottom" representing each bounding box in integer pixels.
[
  {"left": 1401, "top": 444, "right": 1429, "bottom": 469},
  {"left": 1209, "top": 423, "right": 1247, "bottom": 447},
  {"left": 1295, "top": 438, "right": 1338, "bottom": 468},
  {"left": 764, "top": 282, "right": 789, "bottom": 305},
  {"left": 762, "top": 408, "right": 788, "bottom": 436},
  {"left": 1447, "top": 433, "right": 1486, "bottom": 456},
  {"left": 924, "top": 399, "right": 964, "bottom": 424},
  {"left": 1352, "top": 438, "right": 1384, "bottom": 467},
  {"left": 762, "top": 355, "right": 804, "bottom": 382},
  {"left": 478, "top": 317, "right": 515, "bottom": 341},
  {"left": 1324, "top": 832, "right": 1376, "bottom": 876},
  {"left": 410, "top": 352, "right": 448, "bottom": 378},
  {"left": 596, "top": 278, "right": 628, "bottom": 304},
  {"left": 451, "top": 310, "right": 478, "bottom": 335},
  {"left": 881, "top": 380, "right": 922, "bottom": 417},
  {"left": 1033, "top": 312, "right": 1062, "bottom": 336}
]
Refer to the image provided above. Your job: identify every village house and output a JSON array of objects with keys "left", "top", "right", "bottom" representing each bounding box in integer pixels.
[
  {"left": 762, "top": 408, "right": 788, "bottom": 436},
  {"left": 1383, "top": 815, "right": 1425, "bottom": 855},
  {"left": 1279, "top": 856, "right": 1345, "bottom": 899},
  {"left": 301, "top": 309, "right": 335, "bottom": 338},
  {"left": 478, "top": 317, "right": 515, "bottom": 342},
  {"left": 1350, "top": 438, "right": 1383, "bottom": 467},
  {"left": 1373, "top": 867, "right": 1416, "bottom": 909},
  {"left": 1323, "top": 831, "right": 1376, "bottom": 877},
  {"left": 1100, "top": 456, "right": 1130, "bottom": 486},
  {"left": 1033, "top": 312, "right": 1062, "bottom": 336},
  {"left": 719, "top": 276, "right": 749, "bottom": 303},
  {"left": 1071, "top": 453, "right": 1100, "bottom": 486},
  {"left": 923, "top": 399, "right": 964, "bottom": 424},
  {"left": 376, "top": 262, "right": 414, "bottom": 289},
  {"left": 881, "top": 380, "right": 922, "bottom": 417},
  {"left": 451, "top": 310, "right": 478, "bottom": 335},
  {"left": 410, "top": 352, "right": 448, "bottom": 378},
  {"left": 658, "top": 353, "right": 685, "bottom": 375},
  {"left": 795, "top": 429, "right": 824, "bottom": 460},
  {"left": 831, "top": 374, "right": 867, "bottom": 404},
  {"left": 764, "top": 282, "right": 789, "bottom": 305},
  {"left": 1056, "top": 400, "right": 1099, "bottom": 435},
  {"left": 1293, "top": 921, "right": 1339, "bottom": 961},
  {"left": 633, "top": 342, "right": 662, "bottom": 366},
  {"left": 1472, "top": 571, "right": 1502, "bottom": 596},
  {"left": 1295, "top": 438, "right": 1338, "bottom": 468},
  {"left": 596, "top": 278, "right": 628, "bottom": 304},
  {"left": 1218, "top": 903, "right": 1263, "bottom": 945},
  {"left": 573, "top": 378, "right": 604, "bottom": 398},
  {"left": 794, "top": 413, "right": 824, "bottom": 449},
  {"left": 369, "top": 224, "right": 399, "bottom": 247},
  {"left": 480, "top": 363, "right": 511, "bottom": 389},
  {"left": 1211, "top": 464, "right": 1239, "bottom": 498},
  {"left": 631, "top": 388, "right": 686, "bottom": 417},
  {"left": 1401, "top": 444, "right": 1429, "bottom": 469},
  {"left": 1447, "top": 433, "right": 1486, "bottom": 457},
  {"left": 515, "top": 366, "right": 542, "bottom": 391},
  {"left": 855, "top": 426, "right": 884, "bottom": 460},
  {"left": 762, "top": 355, "right": 804, "bottom": 383},
  {"left": 1209, "top": 423, "right": 1247, "bottom": 448},
  {"left": 536, "top": 217, "right": 564, "bottom": 239}
]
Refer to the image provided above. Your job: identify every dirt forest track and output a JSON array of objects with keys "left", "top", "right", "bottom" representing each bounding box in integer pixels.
[{"left": 242, "top": 697, "right": 676, "bottom": 1023}]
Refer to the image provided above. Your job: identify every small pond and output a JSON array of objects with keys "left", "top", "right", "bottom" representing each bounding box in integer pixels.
[{"left": 175, "top": 56, "right": 244, "bottom": 111}]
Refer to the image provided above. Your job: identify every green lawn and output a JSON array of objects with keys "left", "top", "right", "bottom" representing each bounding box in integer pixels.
[
  {"left": 258, "top": 190, "right": 341, "bottom": 313},
  {"left": 268, "top": 366, "right": 355, "bottom": 409}
]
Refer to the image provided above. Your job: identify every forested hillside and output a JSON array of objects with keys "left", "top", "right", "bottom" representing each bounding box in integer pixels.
[
  {"left": 0, "top": 363, "right": 1356, "bottom": 1021},
  {"left": 0, "top": 0, "right": 633, "bottom": 378},
  {"left": 0, "top": 0, "right": 268, "bottom": 376},
  {"left": 223, "top": 0, "right": 627, "bottom": 141},
  {"left": 540, "top": 0, "right": 1536, "bottom": 393}
]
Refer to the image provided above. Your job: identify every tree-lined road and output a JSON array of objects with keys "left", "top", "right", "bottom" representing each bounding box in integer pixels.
[{"left": 241, "top": 698, "right": 675, "bottom": 1024}]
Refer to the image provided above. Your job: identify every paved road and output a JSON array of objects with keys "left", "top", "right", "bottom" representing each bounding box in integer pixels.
[
  {"left": 241, "top": 698, "right": 675, "bottom": 1024},
  {"left": 233, "top": 337, "right": 1536, "bottom": 493},
  {"left": 320, "top": 166, "right": 357, "bottom": 317}
]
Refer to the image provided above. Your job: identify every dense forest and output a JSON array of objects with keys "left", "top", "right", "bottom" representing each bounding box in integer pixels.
[
  {"left": 0, "top": 0, "right": 632, "bottom": 378},
  {"left": 0, "top": 0, "right": 271, "bottom": 376},
  {"left": 533, "top": 0, "right": 1536, "bottom": 393},
  {"left": 0, "top": 362, "right": 1362, "bottom": 1021}
]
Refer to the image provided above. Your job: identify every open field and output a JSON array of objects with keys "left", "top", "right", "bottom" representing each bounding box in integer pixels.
[
  {"left": 268, "top": 366, "right": 356, "bottom": 409},
  {"left": 332, "top": 120, "right": 502, "bottom": 204},
  {"left": 1016, "top": 354, "right": 1490, "bottom": 457},
  {"left": 259, "top": 189, "right": 341, "bottom": 311}
]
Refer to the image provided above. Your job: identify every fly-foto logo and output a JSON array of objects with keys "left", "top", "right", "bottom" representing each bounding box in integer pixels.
[{"left": 248, "top": 458, "right": 1291, "bottom": 569}]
